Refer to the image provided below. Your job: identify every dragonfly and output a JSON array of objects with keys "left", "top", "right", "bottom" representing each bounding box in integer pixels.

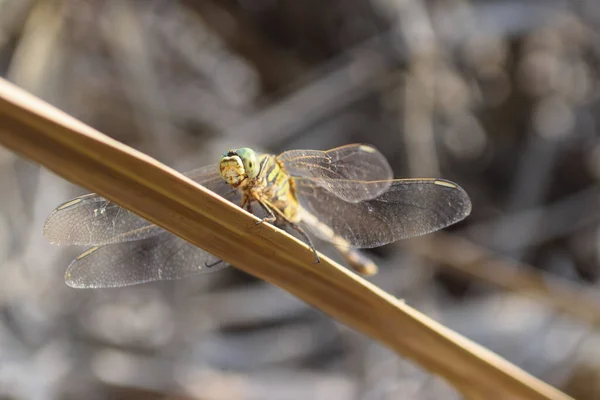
[{"left": 44, "top": 144, "right": 471, "bottom": 288}]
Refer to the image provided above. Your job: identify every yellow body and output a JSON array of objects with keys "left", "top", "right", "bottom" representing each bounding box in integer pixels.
[
  {"left": 254, "top": 154, "right": 300, "bottom": 223},
  {"left": 219, "top": 148, "right": 376, "bottom": 274},
  {"left": 220, "top": 152, "right": 301, "bottom": 224}
]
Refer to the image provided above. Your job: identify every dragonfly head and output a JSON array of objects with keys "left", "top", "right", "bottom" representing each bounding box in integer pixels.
[{"left": 219, "top": 147, "right": 260, "bottom": 186}]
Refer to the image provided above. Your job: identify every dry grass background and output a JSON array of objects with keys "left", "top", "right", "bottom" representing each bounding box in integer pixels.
[{"left": 1, "top": 0, "right": 600, "bottom": 399}]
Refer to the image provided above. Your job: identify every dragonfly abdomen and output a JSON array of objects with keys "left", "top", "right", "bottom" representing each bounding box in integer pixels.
[{"left": 299, "top": 209, "right": 378, "bottom": 275}]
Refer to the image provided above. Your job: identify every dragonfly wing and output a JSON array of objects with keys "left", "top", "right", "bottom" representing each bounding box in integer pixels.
[
  {"left": 43, "top": 194, "right": 162, "bottom": 246},
  {"left": 295, "top": 178, "right": 471, "bottom": 248},
  {"left": 278, "top": 144, "right": 393, "bottom": 202},
  {"left": 65, "top": 231, "right": 228, "bottom": 288},
  {"left": 44, "top": 165, "right": 240, "bottom": 246}
]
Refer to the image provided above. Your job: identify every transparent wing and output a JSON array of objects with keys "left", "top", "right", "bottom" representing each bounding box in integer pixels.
[
  {"left": 43, "top": 194, "right": 163, "bottom": 246},
  {"left": 44, "top": 165, "right": 240, "bottom": 246},
  {"left": 278, "top": 144, "right": 393, "bottom": 202},
  {"left": 295, "top": 178, "right": 471, "bottom": 248},
  {"left": 65, "top": 231, "right": 228, "bottom": 288}
]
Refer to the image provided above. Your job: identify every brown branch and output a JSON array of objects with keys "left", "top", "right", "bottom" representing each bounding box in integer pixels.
[{"left": 0, "top": 77, "right": 572, "bottom": 400}]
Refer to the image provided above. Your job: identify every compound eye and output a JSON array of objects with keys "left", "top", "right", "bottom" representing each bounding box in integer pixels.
[{"left": 237, "top": 148, "right": 259, "bottom": 178}]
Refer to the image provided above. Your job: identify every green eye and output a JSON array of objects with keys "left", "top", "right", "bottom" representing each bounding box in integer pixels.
[{"left": 236, "top": 148, "right": 259, "bottom": 178}]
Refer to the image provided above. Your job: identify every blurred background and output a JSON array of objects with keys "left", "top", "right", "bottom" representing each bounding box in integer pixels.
[{"left": 1, "top": 0, "right": 600, "bottom": 399}]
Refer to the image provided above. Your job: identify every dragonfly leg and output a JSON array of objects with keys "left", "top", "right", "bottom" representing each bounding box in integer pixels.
[
  {"left": 289, "top": 222, "right": 320, "bottom": 264},
  {"left": 204, "top": 259, "right": 224, "bottom": 269},
  {"left": 254, "top": 196, "right": 320, "bottom": 263},
  {"left": 255, "top": 201, "right": 277, "bottom": 225},
  {"left": 257, "top": 157, "right": 269, "bottom": 176}
]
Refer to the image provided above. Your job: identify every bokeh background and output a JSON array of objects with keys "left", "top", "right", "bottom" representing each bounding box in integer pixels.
[{"left": 2, "top": 0, "right": 600, "bottom": 399}]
